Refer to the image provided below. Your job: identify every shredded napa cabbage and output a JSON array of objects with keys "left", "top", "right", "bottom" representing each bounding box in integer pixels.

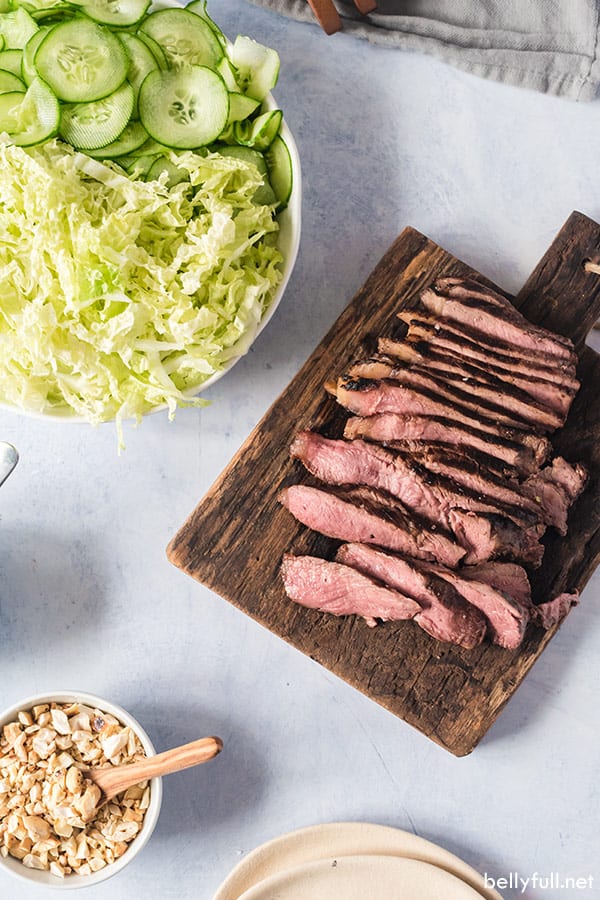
[{"left": 0, "top": 139, "right": 283, "bottom": 438}]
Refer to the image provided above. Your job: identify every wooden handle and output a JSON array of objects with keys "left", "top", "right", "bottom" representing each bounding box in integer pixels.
[
  {"left": 515, "top": 210, "right": 600, "bottom": 351},
  {"left": 306, "top": 0, "right": 342, "bottom": 34},
  {"left": 93, "top": 736, "right": 223, "bottom": 800},
  {"left": 353, "top": 0, "right": 377, "bottom": 13}
]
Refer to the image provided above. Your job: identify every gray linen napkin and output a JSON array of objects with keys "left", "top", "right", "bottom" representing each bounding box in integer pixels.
[{"left": 247, "top": 0, "right": 600, "bottom": 100}]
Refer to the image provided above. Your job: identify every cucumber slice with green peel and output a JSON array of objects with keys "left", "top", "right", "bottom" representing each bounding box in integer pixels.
[
  {"left": 145, "top": 155, "right": 188, "bottom": 187},
  {"left": 227, "top": 35, "right": 279, "bottom": 101},
  {"left": 135, "top": 29, "right": 167, "bottom": 69},
  {"left": 265, "top": 133, "right": 292, "bottom": 207},
  {"left": 122, "top": 151, "right": 158, "bottom": 176},
  {"left": 216, "top": 144, "right": 277, "bottom": 205},
  {"left": 0, "top": 77, "right": 59, "bottom": 145},
  {"left": 75, "top": 0, "right": 150, "bottom": 27},
  {"left": 0, "top": 68, "right": 25, "bottom": 92},
  {"left": 119, "top": 31, "right": 157, "bottom": 115},
  {"left": 128, "top": 135, "right": 169, "bottom": 156},
  {"left": 232, "top": 108, "right": 282, "bottom": 150},
  {"left": 138, "top": 65, "right": 228, "bottom": 149},
  {"left": 216, "top": 56, "right": 239, "bottom": 91},
  {"left": 59, "top": 80, "right": 133, "bottom": 149},
  {"left": 0, "top": 49, "right": 23, "bottom": 77},
  {"left": 0, "top": 8, "right": 38, "bottom": 50},
  {"left": 85, "top": 118, "right": 147, "bottom": 157},
  {"left": 185, "top": 0, "right": 226, "bottom": 48},
  {"left": 35, "top": 18, "right": 129, "bottom": 101},
  {"left": 30, "top": 5, "right": 76, "bottom": 23},
  {"left": 226, "top": 91, "right": 259, "bottom": 124},
  {"left": 21, "top": 25, "right": 48, "bottom": 85},
  {"left": 138, "top": 8, "right": 222, "bottom": 69}
]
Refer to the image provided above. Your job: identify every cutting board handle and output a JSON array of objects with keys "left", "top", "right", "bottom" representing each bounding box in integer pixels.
[{"left": 515, "top": 211, "right": 600, "bottom": 351}]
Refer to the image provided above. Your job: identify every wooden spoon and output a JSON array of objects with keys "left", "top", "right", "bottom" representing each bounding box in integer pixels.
[{"left": 89, "top": 736, "right": 223, "bottom": 804}]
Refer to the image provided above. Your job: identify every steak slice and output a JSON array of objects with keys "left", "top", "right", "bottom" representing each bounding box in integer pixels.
[
  {"left": 333, "top": 378, "right": 553, "bottom": 453},
  {"left": 422, "top": 278, "right": 576, "bottom": 362},
  {"left": 461, "top": 561, "right": 532, "bottom": 608},
  {"left": 447, "top": 509, "right": 544, "bottom": 567},
  {"left": 339, "top": 364, "right": 551, "bottom": 432},
  {"left": 378, "top": 338, "right": 575, "bottom": 417},
  {"left": 522, "top": 458, "right": 588, "bottom": 535},
  {"left": 426, "top": 563, "right": 529, "bottom": 649},
  {"left": 346, "top": 357, "right": 562, "bottom": 431},
  {"left": 336, "top": 543, "right": 486, "bottom": 649},
  {"left": 280, "top": 554, "right": 421, "bottom": 627},
  {"left": 530, "top": 591, "right": 580, "bottom": 629},
  {"left": 343, "top": 413, "right": 548, "bottom": 474},
  {"left": 401, "top": 444, "right": 575, "bottom": 536},
  {"left": 279, "top": 483, "right": 466, "bottom": 567},
  {"left": 292, "top": 430, "right": 543, "bottom": 539},
  {"left": 395, "top": 311, "right": 578, "bottom": 384}
]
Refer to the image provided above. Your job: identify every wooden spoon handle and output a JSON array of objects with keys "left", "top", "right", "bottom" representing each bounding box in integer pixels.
[
  {"left": 306, "top": 0, "right": 341, "bottom": 34},
  {"left": 95, "top": 736, "right": 223, "bottom": 800}
]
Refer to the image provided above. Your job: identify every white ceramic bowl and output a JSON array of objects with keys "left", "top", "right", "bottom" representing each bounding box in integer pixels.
[
  {"left": 0, "top": 99, "right": 301, "bottom": 424},
  {"left": 0, "top": 691, "right": 162, "bottom": 890}
]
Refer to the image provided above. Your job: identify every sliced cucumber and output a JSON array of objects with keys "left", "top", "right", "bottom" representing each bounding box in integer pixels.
[
  {"left": 0, "top": 49, "right": 23, "bottom": 77},
  {"left": 138, "top": 8, "right": 222, "bottom": 69},
  {"left": 216, "top": 144, "right": 276, "bottom": 206},
  {"left": 185, "top": 0, "right": 226, "bottom": 48},
  {"left": 216, "top": 56, "right": 239, "bottom": 91},
  {"left": 122, "top": 151, "right": 158, "bottom": 177},
  {"left": 0, "top": 8, "right": 38, "bottom": 50},
  {"left": 0, "top": 68, "right": 25, "bottom": 93},
  {"left": 233, "top": 108, "right": 282, "bottom": 150},
  {"left": 21, "top": 25, "right": 49, "bottom": 85},
  {"left": 226, "top": 91, "right": 259, "bottom": 124},
  {"left": 265, "top": 134, "right": 292, "bottom": 207},
  {"left": 138, "top": 65, "right": 228, "bottom": 149},
  {"left": 145, "top": 155, "right": 188, "bottom": 187},
  {"left": 0, "top": 77, "right": 59, "bottom": 145},
  {"left": 135, "top": 29, "right": 167, "bottom": 70},
  {"left": 35, "top": 18, "right": 129, "bottom": 102},
  {"left": 85, "top": 118, "right": 147, "bottom": 157},
  {"left": 227, "top": 35, "right": 279, "bottom": 101},
  {"left": 76, "top": 0, "right": 150, "bottom": 27},
  {"left": 59, "top": 80, "right": 134, "bottom": 149},
  {"left": 119, "top": 31, "right": 157, "bottom": 115}
]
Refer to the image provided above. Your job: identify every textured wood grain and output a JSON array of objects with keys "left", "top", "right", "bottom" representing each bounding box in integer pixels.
[{"left": 167, "top": 212, "right": 600, "bottom": 757}]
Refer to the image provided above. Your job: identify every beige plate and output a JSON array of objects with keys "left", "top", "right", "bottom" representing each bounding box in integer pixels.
[
  {"left": 213, "top": 822, "right": 503, "bottom": 900},
  {"left": 239, "top": 855, "right": 486, "bottom": 900}
]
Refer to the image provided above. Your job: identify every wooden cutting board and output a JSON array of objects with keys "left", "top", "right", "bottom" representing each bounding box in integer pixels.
[{"left": 167, "top": 211, "right": 600, "bottom": 757}]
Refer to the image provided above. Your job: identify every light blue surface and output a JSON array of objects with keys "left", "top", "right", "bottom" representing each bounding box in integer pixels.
[{"left": 0, "top": 2, "right": 599, "bottom": 898}]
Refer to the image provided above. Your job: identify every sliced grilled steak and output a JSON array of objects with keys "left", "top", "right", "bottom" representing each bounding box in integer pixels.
[
  {"left": 345, "top": 357, "right": 562, "bottom": 431},
  {"left": 535, "top": 456, "right": 588, "bottom": 500},
  {"left": 425, "top": 562, "right": 529, "bottom": 649},
  {"left": 422, "top": 278, "right": 575, "bottom": 362},
  {"left": 394, "top": 313, "right": 578, "bottom": 387},
  {"left": 377, "top": 338, "right": 575, "bottom": 417},
  {"left": 291, "top": 430, "right": 543, "bottom": 536},
  {"left": 280, "top": 554, "right": 421, "bottom": 627},
  {"left": 397, "top": 444, "right": 571, "bottom": 535},
  {"left": 334, "top": 378, "right": 552, "bottom": 449},
  {"left": 336, "top": 543, "right": 486, "bottom": 649},
  {"left": 279, "top": 483, "right": 466, "bottom": 567},
  {"left": 461, "top": 561, "right": 532, "bottom": 608},
  {"left": 447, "top": 509, "right": 544, "bottom": 566},
  {"left": 343, "top": 413, "right": 548, "bottom": 474},
  {"left": 340, "top": 364, "right": 553, "bottom": 432},
  {"left": 530, "top": 591, "right": 580, "bottom": 629},
  {"left": 521, "top": 458, "right": 588, "bottom": 535}
]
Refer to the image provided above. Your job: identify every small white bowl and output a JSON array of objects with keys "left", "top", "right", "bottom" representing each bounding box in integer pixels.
[{"left": 0, "top": 690, "right": 162, "bottom": 890}]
